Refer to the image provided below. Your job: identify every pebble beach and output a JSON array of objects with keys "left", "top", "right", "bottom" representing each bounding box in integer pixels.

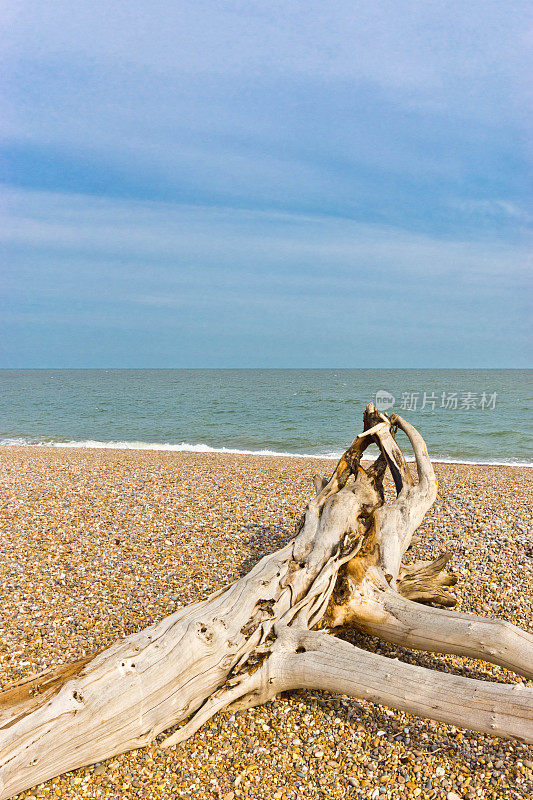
[{"left": 0, "top": 446, "right": 532, "bottom": 800}]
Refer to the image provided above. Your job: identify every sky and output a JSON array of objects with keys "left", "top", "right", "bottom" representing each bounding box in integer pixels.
[{"left": 1, "top": 1, "right": 531, "bottom": 368}]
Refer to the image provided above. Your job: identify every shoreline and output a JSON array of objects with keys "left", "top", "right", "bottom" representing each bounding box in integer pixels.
[
  {"left": 1, "top": 446, "right": 531, "bottom": 799},
  {"left": 1, "top": 441, "right": 531, "bottom": 468}
]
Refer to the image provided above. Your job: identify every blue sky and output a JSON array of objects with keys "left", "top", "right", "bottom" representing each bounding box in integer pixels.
[{"left": 1, "top": 1, "right": 531, "bottom": 367}]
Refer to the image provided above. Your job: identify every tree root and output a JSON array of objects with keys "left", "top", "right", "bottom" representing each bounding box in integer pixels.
[
  {"left": 165, "top": 627, "right": 533, "bottom": 747},
  {"left": 397, "top": 551, "right": 458, "bottom": 607},
  {"left": 352, "top": 588, "right": 533, "bottom": 680}
]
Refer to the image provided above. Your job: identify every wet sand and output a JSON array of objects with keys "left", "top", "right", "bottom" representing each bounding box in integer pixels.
[{"left": 0, "top": 447, "right": 532, "bottom": 799}]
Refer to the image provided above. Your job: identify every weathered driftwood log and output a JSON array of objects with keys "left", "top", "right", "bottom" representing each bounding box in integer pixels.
[{"left": 1, "top": 405, "right": 532, "bottom": 799}]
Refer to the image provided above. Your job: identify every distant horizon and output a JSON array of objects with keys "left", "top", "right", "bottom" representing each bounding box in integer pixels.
[{"left": 1, "top": 366, "right": 531, "bottom": 372}]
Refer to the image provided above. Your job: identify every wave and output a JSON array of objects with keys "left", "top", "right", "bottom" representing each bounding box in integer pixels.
[
  {"left": 0, "top": 438, "right": 345, "bottom": 460},
  {"left": 0, "top": 437, "right": 531, "bottom": 467}
]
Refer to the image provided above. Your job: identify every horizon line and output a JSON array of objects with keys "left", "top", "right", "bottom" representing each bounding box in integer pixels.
[{"left": 0, "top": 367, "right": 531, "bottom": 372}]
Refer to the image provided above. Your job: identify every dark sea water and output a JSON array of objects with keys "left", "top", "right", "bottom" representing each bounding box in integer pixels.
[{"left": 0, "top": 370, "right": 531, "bottom": 465}]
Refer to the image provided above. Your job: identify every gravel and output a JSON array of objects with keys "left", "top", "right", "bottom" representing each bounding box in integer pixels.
[{"left": 0, "top": 446, "right": 531, "bottom": 800}]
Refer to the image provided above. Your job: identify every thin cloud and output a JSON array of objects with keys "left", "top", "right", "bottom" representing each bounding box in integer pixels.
[{"left": 1, "top": 2, "right": 531, "bottom": 366}]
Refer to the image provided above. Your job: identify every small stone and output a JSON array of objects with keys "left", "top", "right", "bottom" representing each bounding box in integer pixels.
[
  {"left": 223, "top": 792, "right": 235, "bottom": 800},
  {"left": 1, "top": 441, "right": 529, "bottom": 800},
  {"left": 447, "top": 792, "right": 462, "bottom": 800}
]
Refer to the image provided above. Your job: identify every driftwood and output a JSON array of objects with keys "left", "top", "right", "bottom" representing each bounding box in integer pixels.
[{"left": 1, "top": 405, "right": 532, "bottom": 798}]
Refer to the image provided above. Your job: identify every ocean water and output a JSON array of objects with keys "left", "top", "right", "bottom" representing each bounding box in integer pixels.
[{"left": 0, "top": 370, "right": 531, "bottom": 466}]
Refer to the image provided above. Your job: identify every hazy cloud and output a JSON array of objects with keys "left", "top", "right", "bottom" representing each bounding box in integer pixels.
[{"left": 1, "top": 2, "right": 531, "bottom": 366}]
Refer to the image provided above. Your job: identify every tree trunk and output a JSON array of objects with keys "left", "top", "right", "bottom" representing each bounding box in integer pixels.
[{"left": 1, "top": 405, "right": 532, "bottom": 799}]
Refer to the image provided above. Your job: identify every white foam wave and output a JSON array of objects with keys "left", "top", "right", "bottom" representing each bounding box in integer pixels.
[
  {"left": 0, "top": 437, "right": 531, "bottom": 467},
  {"left": 0, "top": 437, "right": 343, "bottom": 460}
]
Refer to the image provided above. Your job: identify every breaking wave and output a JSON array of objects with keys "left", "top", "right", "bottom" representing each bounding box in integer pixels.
[{"left": 0, "top": 437, "right": 531, "bottom": 467}]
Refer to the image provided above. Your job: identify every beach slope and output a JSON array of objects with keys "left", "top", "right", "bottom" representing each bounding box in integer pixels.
[{"left": 0, "top": 447, "right": 531, "bottom": 799}]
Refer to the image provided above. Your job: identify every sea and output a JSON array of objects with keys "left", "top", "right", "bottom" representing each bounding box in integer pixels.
[{"left": 0, "top": 370, "right": 531, "bottom": 466}]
